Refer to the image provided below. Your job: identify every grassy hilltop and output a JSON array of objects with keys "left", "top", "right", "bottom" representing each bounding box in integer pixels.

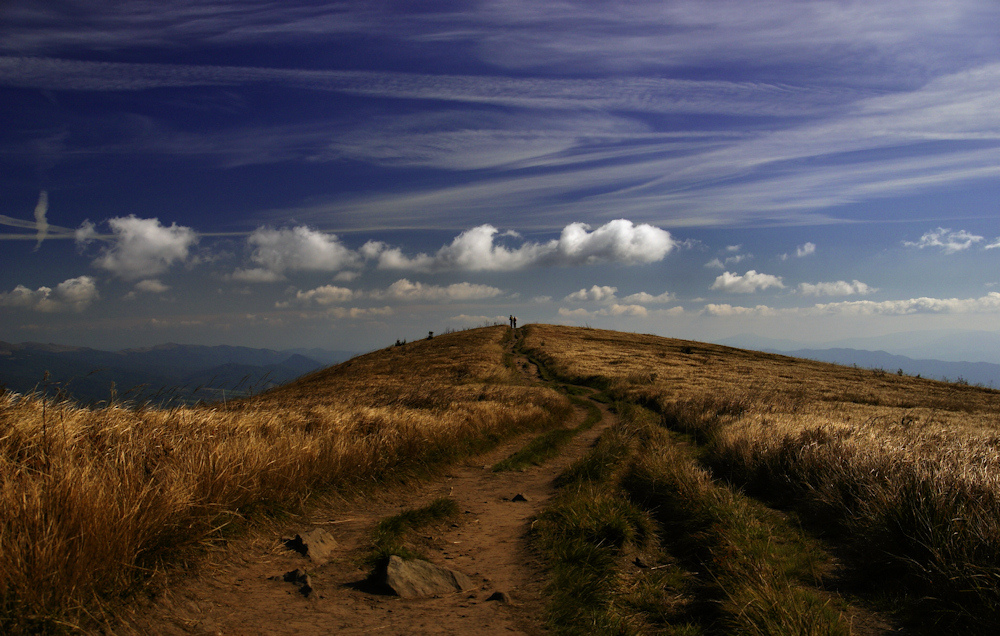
[
  {"left": 520, "top": 325, "right": 1000, "bottom": 634},
  {"left": 0, "top": 327, "right": 568, "bottom": 633},
  {"left": 3, "top": 324, "right": 1000, "bottom": 634}
]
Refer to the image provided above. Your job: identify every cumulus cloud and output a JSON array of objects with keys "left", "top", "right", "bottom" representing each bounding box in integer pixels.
[
  {"left": 328, "top": 306, "right": 393, "bottom": 319},
  {"left": 0, "top": 276, "right": 99, "bottom": 312},
  {"left": 558, "top": 303, "right": 648, "bottom": 318},
  {"left": 134, "top": 279, "right": 170, "bottom": 293},
  {"left": 780, "top": 242, "right": 816, "bottom": 260},
  {"left": 230, "top": 267, "right": 286, "bottom": 283},
  {"left": 706, "top": 246, "right": 751, "bottom": 268},
  {"left": 702, "top": 303, "right": 777, "bottom": 317},
  {"left": 904, "top": 228, "right": 983, "bottom": 254},
  {"left": 798, "top": 280, "right": 876, "bottom": 296},
  {"left": 241, "top": 226, "right": 359, "bottom": 280},
  {"left": 710, "top": 270, "right": 784, "bottom": 293},
  {"left": 365, "top": 219, "right": 675, "bottom": 272},
  {"left": 809, "top": 293, "right": 1000, "bottom": 316},
  {"left": 82, "top": 216, "right": 198, "bottom": 280},
  {"left": 701, "top": 293, "right": 1000, "bottom": 319},
  {"left": 796, "top": 242, "right": 816, "bottom": 257},
  {"left": 621, "top": 290, "right": 675, "bottom": 304},
  {"left": 279, "top": 284, "right": 355, "bottom": 308},
  {"left": 565, "top": 285, "right": 618, "bottom": 302},
  {"left": 373, "top": 279, "right": 503, "bottom": 301}
]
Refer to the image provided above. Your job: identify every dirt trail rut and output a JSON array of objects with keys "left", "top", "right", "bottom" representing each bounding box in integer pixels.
[{"left": 126, "top": 337, "right": 607, "bottom": 636}]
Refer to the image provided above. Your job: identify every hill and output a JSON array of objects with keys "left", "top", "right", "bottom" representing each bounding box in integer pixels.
[{"left": 4, "top": 324, "right": 1000, "bottom": 634}]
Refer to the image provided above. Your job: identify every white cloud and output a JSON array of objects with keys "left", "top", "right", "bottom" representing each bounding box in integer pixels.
[
  {"left": 334, "top": 270, "right": 360, "bottom": 282},
  {"left": 809, "top": 293, "right": 1000, "bottom": 316},
  {"left": 242, "top": 226, "right": 358, "bottom": 280},
  {"left": 134, "top": 279, "right": 170, "bottom": 294},
  {"left": 606, "top": 303, "right": 647, "bottom": 317},
  {"left": 796, "top": 242, "right": 817, "bottom": 257},
  {"left": 565, "top": 285, "right": 618, "bottom": 302},
  {"left": 798, "top": 280, "right": 876, "bottom": 296},
  {"left": 32, "top": 190, "right": 48, "bottom": 251},
  {"left": 75, "top": 220, "right": 97, "bottom": 243},
  {"left": 84, "top": 216, "right": 198, "bottom": 280},
  {"left": 230, "top": 267, "right": 286, "bottom": 283},
  {"left": 328, "top": 306, "right": 393, "bottom": 319},
  {"left": 279, "top": 284, "right": 355, "bottom": 308},
  {"left": 702, "top": 303, "right": 777, "bottom": 317},
  {"left": 557, "top": 303, "right": 648, "bottom": 318},
  {"left": 706, "top": 253, "right": 750, "bottom": 268},
  {"left": 621, "top": 290, "right": 675, "bottom": 304},
  {"left": 904, "top": 227, "right": 984, "bottom": 254},
  {"left": 532, "top": 295, "right": 552, "bottom": 303},
  {"left": 366, "top": 219, "right": 675, "bottom": 272},
  {"left": 711, "top": 270, "right": 785, "bottom": 293},
  {"left": 985, "top": 237, "right": 1000, "bottom": 250},
  {"left": 373, "top": 279, "right": 503, "bottom": 302},
  {"left": 558, "top": 307, "right": 594, "bottom": 318},
  {"left": 0, "top": 276, "right": 99, "bottom": 312}
]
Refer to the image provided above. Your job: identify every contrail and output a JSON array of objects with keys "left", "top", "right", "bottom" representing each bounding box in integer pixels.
[{"left": 33, "top": 190, "right": 48, "bottom": 251}]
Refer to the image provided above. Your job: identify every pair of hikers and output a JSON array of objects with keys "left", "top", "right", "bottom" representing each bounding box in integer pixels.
[{"left": 509, "top": 315, "right": 518, "bottom": 329}]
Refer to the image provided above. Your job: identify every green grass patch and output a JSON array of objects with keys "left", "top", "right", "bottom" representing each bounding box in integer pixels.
[
  {"left": 367, "top": 497, "right": 460, "bottom": 565},
  {"left": 492, "top": 395, "right": 604, "bottom": 472},
  {"left": 534, "top": 400, "right": 853, "bottom": 635}
]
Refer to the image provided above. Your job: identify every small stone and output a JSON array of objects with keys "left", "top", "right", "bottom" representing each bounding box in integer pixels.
[
  {"left": 634, "top": 556, "right": 650, "bottom": 569},
  {"left": 282, "top": 568, "right": 308, "bottom": 583},
  {"left": 511, "top": 494, "right": 529, "bottom": 502},
  {"left": 284, "top": 528, "right": 339, "bottom": 565},
  {"left": 486, "top": 591, "right": 513, "bottom": 604}
]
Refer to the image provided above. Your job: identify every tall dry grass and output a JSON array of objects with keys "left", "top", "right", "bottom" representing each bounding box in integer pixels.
[
  {"left": 522, "top": 324, "right": 1000, "bottom": 628},
  {"left": 0, "top": 326, "right": 569, "bottom": 633}
]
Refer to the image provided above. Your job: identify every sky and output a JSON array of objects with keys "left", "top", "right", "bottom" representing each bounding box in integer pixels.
[{"left": 2, "top": 1, "right": 1000, "bottom": 356}]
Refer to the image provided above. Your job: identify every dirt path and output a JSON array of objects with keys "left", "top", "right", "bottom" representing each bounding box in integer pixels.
[{"left": 124, "top": 335, "right": 607, "bottom": 636}]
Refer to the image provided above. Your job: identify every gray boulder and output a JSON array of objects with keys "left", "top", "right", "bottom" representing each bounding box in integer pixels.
[
  {"left": 284, "top": 528, "right": 339, "bottom": 565},
  {"left": 383, "top": 555, "right": 474, "bottom": 599}
]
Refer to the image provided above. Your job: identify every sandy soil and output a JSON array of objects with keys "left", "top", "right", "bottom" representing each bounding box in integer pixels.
[{"left": 124, "top": 342, "right": 609, "bottom": 636}]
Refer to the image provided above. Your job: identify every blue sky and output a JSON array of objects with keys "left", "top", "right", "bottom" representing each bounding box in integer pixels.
[{"left": 2, "top": 1, "right": 1000, "bottom": 355}]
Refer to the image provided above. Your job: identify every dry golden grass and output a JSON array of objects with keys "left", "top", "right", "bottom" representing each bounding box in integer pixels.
[
  {"left": 522, "top": 324, "right": 1000, "bottom": 628},
  {"left": 0, "top": 326, "right": 569, "bottom": 633}
]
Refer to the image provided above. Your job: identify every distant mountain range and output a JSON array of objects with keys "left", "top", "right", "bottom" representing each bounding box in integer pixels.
[
  {"left": 716, "top": 332, "right": 1000, "bottom": 388},
  {"left": 717, "top": 330, "right": 1000, "bottom": 364},
  {"left": 0, "top": 341, "right": 358, "bottom": 405},
  {"left": 770, "top": 348, "right": 1000, "bottom": 388}
]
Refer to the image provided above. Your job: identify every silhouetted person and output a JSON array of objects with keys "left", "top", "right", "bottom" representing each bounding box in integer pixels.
[
  {"left": 509, "top": 315, "right": 514, "bottom": 328},
  {"left": 513, "top": 316, "right": 517, "bottom": 329}
]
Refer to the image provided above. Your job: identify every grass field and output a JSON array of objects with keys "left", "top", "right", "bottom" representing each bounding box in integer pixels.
[
  {"left": 5, "top": 323, "right": 1000, "bottom": 633},
  {"left": 522, "top": 324, "right": 1000, "bottom": 632},
  {"left": 0, "top": 326, "right": 569, "bottom": 633}
]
